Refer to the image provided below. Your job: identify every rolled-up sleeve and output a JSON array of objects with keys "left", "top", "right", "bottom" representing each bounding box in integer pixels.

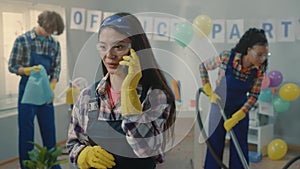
[
  {"left": 66, "top": 89, "right": 90, "bottom": 166},
  {"left": 8, "top": 37, "right": 27, "bottom": 74},
  {"left": 199, "top": 54, "right": 222, "bottom": 85}
]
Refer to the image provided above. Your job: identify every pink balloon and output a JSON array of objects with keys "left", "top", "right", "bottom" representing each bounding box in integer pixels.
[{"left": 261, "top": 75, "right": 270, "bottom": 89}]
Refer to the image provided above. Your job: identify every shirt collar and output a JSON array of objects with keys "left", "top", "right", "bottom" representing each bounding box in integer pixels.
[
  {"left": 29, "top": 28, "right": 37, "bottom": 39},
  {"left": 96, "top": 73, "right": 143, "bottom": 97},
  {"left": 30, "top": 28, "right": 51, "bottom": 41},
  {"left": 96, "top": 73, "right": 109, "bottom": 97}
]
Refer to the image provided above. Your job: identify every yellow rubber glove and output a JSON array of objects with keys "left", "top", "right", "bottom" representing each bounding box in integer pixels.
[
  {"left": 119, "top": 49, "right": 142, "bottom": 116},
  {"left": 23, "top": 66, "right": 41, "bottom": 76},
  {"left": 50, "top": 81, "right": 56, "bottom": 102},
  {"left": 77, "top": 146, "right": 116, "bottom": 169},
  {"left": 224, "top": 109, "right": 246, "bottom": 131},
  {"left": 66, "top": 87, "right": 81, "bottom": 105},
  {"left": 203, "top": 83, "right": 221, "bottom": 103},
  {"left": 50, "top": 82, "right": 56, "bottom": 90}
]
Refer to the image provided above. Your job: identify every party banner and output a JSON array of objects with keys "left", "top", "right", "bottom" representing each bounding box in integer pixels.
[
  {"left": 86, "top": 10, "right": 102, "bottom": 32},
  {"left": 226, "top": 19, "right": 244, "bottom": 44},
  {"left": 69, "top": 8, "right": 300, "bottom": 43},
  {"left": 152, "top": 17, "right": 170, "bottom": 41},
  {"left": 70, "top": 8, "right": 86, "bottom": 30}
]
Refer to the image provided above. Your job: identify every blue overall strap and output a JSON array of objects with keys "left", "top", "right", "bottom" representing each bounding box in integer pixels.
[
  {"left": 87, "top": 81, "right": 156, "bottom": 169},
  {"left": 224, "top": 50, "right": 257, "bottom": 110},
  {"left": 25, "top": 34, "right": 54, "bottom": 72}
]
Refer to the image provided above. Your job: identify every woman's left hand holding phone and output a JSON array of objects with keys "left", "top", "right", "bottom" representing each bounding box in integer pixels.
[{"left": 119, "top": 49, "right": 143, "bottom": 116}]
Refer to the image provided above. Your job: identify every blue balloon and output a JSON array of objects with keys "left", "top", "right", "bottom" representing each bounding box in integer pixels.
[
  {"left": 173, "top": 22, "right": 194, "bottom": 47},
  {"left": 258, "top": 88, "right": 273, "bottom": 102}
]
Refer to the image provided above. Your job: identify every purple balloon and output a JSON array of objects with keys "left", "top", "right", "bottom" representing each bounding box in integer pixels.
[{"left": 268, "top": 70, "right": 283, "bottom": 87}]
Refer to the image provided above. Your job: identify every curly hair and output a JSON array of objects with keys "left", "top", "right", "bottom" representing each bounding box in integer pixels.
[
  {"left": 232, "top": 28, "right": 269, "bottom": 73},
  {"left": 233, "top": 28, "right": 268, "bottom": 55},
  {"left": 37, "top": 10, "right": 64, "bottom": 35}
]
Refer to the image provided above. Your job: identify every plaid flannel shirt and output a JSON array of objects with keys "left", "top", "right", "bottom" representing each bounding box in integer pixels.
[
  {"left": 66, "top": 74, "right": 171, "bottom": 166},
  {"left": 199, "top": 50, "right": 265, "bottom": 113},
  {"left": 8, "top": 28, "right": 61, "bottom": 80}
]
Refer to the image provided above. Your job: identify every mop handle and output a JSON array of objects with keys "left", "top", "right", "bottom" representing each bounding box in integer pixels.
[
  {"left": 197, "top": 88, "right": 229, "bottom": 169},
  {"left": 216, "top": 101, "right": 250, "bottom": 169}
]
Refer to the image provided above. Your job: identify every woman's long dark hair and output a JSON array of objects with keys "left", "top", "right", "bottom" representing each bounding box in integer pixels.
[
  {"left": 232, "top": 28, "right": 269, "bottom": 72},
  {"left": 99, "top": 12, "right": 176, "bottom": 148}
]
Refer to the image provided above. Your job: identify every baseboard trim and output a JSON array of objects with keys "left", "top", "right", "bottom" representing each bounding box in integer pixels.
[
  {"left": 248, "top": 143, "right": 300, "bottom": 151},
  {"left": 288, "top": 144, "right": 300, "bottom": 151},
  {"left": 0, "top": 157, "right": 19, "bottom": 166}
]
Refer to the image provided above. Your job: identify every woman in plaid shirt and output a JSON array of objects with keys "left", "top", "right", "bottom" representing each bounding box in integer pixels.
[
  {"left": 66, "top": 12, "right": 176, "bottom": 169},
  {"left": 200, "top": 28, "right": 269, "bottom": 169}
]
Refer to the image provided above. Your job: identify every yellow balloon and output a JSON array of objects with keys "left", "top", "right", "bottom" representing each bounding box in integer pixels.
[
  {"left": 268, "top": 139, "right": 288, "bottom": 160},
  {"left": 279, "top": 83, "right": 300, "bottom": 101},
  {"left": 193, "top": 15, "right": 213, "bottom": 39}
]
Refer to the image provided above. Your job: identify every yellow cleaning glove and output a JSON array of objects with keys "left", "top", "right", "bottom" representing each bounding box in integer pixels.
[
  {"left": 50, "top": 82, "right": 56, "bottom": 90},
  {"left": 66, "top": 87, "right": 81, "bottom": 105},
  {"left": 119, "top": 49, "right": 142, "bottom": 116},
  {"left": 224, "top": 109, "right": 246, "bottom": 131},
  {"left": 23, "top": 66, "right": 41, "bottom": 76},
  {"left": 203, "top": 83, "right": 221, "bottom": 103},
  {"left": 77, "top": 146, "right": 116, "bottom": 169},
  {"left": 49, "top": 81, "right": 57, "bottom": 102}
]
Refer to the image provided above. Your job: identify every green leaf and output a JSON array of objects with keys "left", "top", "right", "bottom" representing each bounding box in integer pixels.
[
  {"left": 28, "top": 149, "right": 39, "bottom": 162},
  {"left": 52, "top": 159, "right": 69, "bottom": 166},
  {"left": 21, "top": 142, "right": 67, "bottom": 169},
  {"left": 32, "top": 142, "right": 43, "bottom": 151},
  {"left": 22, "top": 160, "right": 37, "bottom": 169}
]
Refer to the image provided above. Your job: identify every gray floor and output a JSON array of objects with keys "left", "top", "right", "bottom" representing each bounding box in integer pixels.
[
  {"left": 0, "top": 117, "right": 195, "bottom": 169},
  {"left": 58, "top": 118, "right": 195, "bottom": 169},
  {"left": 62, "top": 124, "right": 194, "bottom": 169},
  {"left": 2, "top": 117, "right": 300, "bottom": 169}
]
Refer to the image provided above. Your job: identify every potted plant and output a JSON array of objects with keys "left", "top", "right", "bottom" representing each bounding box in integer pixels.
[{"left": 22, "top": 142, "right": 68, "bottom": 169}]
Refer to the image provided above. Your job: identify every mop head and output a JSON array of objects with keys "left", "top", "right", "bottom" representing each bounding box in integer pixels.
[{"left": 249, "top": 151, "right": 262, "bottom": 163}]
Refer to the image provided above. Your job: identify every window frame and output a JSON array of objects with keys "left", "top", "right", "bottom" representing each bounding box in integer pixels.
[{"left": 0, "top": 2, "right": 69, "bottom": 112}]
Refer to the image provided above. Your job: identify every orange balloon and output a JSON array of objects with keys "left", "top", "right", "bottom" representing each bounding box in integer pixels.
[
  {"left": 279, "top": 83, "right": 300, "bottom": 101},
  {"left": 270, "top": 87, "right": 277, "bottom": 94}
]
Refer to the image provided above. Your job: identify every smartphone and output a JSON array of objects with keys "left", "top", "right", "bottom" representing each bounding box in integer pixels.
[
  {"left": 122, "top": 47, "right": 132, "bottom": 75},
  {"left": 122, "top": 65, "right": 128, "bottom": 75}
]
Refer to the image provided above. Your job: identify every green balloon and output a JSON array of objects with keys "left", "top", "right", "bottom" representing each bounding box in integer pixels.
[
  {"left": 272, "top": 96, "right": 290, "bottom": 113},
  {"left": 173, "top": 22, "right": 194, "bottom": 47}
]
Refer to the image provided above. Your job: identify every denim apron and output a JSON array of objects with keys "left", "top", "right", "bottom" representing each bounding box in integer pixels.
[
  {"left": 204, "top": 51, "right": 257, "bottom": 169},
  {"left": 18, "top": 35, "right": 60, "bottom": 169},
  {"left": 86, "top": 89, "right": 156, "bottom": 169}
]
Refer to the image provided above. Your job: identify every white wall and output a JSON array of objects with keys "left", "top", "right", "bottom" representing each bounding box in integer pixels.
[{"left": 0, "top": 104, "right": 70, "bottom": 162}]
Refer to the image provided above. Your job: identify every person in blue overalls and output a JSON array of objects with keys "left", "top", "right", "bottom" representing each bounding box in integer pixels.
[
  {"left": 8, "top": 10, "right": 64, "bottom": 169},
  {"left": 66, "top": 12, "right": 176, "bottom": 169},
  {"left": 199, "top": 28, "right": 269, "bottom": 169}
]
